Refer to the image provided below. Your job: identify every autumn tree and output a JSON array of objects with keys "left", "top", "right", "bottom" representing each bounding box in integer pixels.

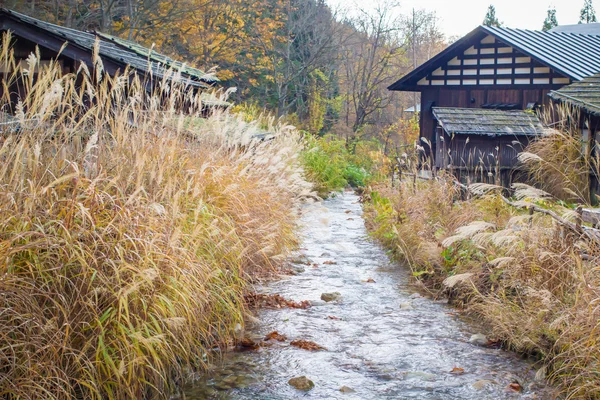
[
  {"left": 483, "top": 5, "right": 501, "bottom": 27},
  {"left": 580, "top": 0, "right": 597, "bottom": 23},
  {"left": 338, "top": 1, "right": 408, "bottom": 133},
  {"left": 248, "top": 0, "right": 341, "bottom": 117},
  {"left": 403, "top": 9, "right": 444, "bottom": 118},
  {"left": 542, "top": 7, "right": 558, "bottom": 31},
  {"left": 116, "top": 0, "right": 203, "bottom": 41},
  {"left": 1, "top": 0, "right": 447, "bottom": 139}
]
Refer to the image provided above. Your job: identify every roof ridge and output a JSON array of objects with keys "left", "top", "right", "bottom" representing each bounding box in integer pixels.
[
  {"left": 484, "top": 24, "right": 600, "bottom": 38},
  {"left": 2, "top": 7, "right": 92, "bottom": 36}
]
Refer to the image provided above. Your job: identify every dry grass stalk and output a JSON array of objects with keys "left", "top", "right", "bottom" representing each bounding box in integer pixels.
[
  {"left": 366, "top": 172, "right": 600, "bottom": 398},
  {"left": 0, "top": 33, "right": 312, "bottom": 399},
  {"left": 521, "top": 104, "right": 599, "bottom": 204}
]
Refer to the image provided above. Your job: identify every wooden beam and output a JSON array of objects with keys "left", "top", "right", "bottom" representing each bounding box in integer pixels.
[
  {"left": 443, "top": 63, "right": 535, "bottom": 71},
  {"left": 475, "top": 42, "right": 514, "bottom": 50},
  {"left": 459, "top": 52, "right": 527, "bottom": 60},
  {"left": 428, "top": 73, "right": 557, "bottom": 82}
]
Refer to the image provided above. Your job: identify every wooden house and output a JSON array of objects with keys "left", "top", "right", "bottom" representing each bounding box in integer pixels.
[
  {"left": 549, "top": 73, "right": 600, "bottom": 135},
  {"left": 389, "top": 24, "right": 600, "bottom": 184},
  {"left": 550, "top": 74, "right": 600, "bottom": 199},
  {"left": 0, "top": 8, "right": 228, "bottom": 111}
]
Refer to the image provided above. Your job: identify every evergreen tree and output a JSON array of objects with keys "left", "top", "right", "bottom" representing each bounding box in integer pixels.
[
  {"left": 482, "top": 5, "right": 501, "bottom": 27},
  {"left": 543, "top": 7, "right": 558, "bottom": 31},
  {"left": 580, "top": 0, "right": 597, "bottom": 24}
]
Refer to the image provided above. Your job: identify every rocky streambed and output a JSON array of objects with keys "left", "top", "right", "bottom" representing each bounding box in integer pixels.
[{"left": 181, "top": 192, "right": 555, "bottom": 399}]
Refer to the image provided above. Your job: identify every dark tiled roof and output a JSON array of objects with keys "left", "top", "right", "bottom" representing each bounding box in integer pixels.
[
  {"left": 484, "top": 25, "right": 600, "bottom": 81},
  {"left": 432, "top": 107, "right": 545, "bottom": 137},
  {"left": 549, "top": 74, "right": 600, "bottom": 115},
  {"left": 0, "top": 8, "right": 214, "bottom": 88},
  {"left": 94, "top": 32, "right": 217, "bottom": 83}
]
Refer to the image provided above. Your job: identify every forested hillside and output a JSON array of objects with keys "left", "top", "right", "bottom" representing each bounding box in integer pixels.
[{"left": 1, "top": 0, "right": 444, "bottom": 141}]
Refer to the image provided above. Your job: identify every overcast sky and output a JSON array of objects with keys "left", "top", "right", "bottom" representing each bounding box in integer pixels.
[{"left": 326, "top": 0, "right": 586, "bottom": 39}]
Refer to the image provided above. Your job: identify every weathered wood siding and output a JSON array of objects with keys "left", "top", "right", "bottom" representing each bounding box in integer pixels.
[
  {"left": 420, "top": 87, "right": 553, "bottom": 159},
  {"left": 435, "top": 132, "right": 533, "bottom": 171}
]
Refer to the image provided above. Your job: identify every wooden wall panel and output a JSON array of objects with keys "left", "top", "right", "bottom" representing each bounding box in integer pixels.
[
  {"left": 442, "top": 135, "right": 532, "bottom": 170},
  {"left": 439, "top": 89, "right": 469, "bottom": 108},
  {"left": 541, "top": 89, "right": 553, "bottom": 106},
  {"left": 469, "top": 90, "right": 485, "bottom": 108},
  {"left": 486, "top": 89, "right": 521, "bottom": 104},
  {"left": 420, "top": 89, "right": 438, "bottom": 151},
  {"left": 523, "top": 89, "right": 542, "bottom": 106}
]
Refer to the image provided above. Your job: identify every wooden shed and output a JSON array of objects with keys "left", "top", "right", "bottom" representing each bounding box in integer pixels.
[
  {"left": 0, "top": 8, "right": 224, "bottom": 110},
  {"left": 550, "top": 74, "right": 600, "bottom": 200},
  {"left": 431, "top": 107, "right": 544, "bottom": 184}
]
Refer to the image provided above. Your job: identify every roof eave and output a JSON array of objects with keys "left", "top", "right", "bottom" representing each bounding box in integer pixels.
[
  {"left": 549, "top": 92, "right": 600, "bottom": 116},
  {"left": 388, "top": 25, "right": 488, "bottom": 92},
  {"left": 0, "top": 12, "right": 124, "bottom": 75}
]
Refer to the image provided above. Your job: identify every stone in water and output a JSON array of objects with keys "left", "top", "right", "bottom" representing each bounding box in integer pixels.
[{"left": 288, "top": 376, "right": 314, "bottom": 391}]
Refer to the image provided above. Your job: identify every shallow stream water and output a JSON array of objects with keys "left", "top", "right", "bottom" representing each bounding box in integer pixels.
[{"left": 182, "top": 192, "right": 554, "bottom": 399}]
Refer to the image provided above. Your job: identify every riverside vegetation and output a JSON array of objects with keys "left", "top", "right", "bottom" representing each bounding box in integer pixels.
[
  {"left": 0, "top": 34, "right": 384, "bottom": 398},
  {"left": 0, "top": 39, "right": 316, "bottom": 398},
  {"left": 364, "top": 113, "right": 600, "bottom": 399},
  {"left": 2, "top": 32, "right": 599, "bottom": 400}
]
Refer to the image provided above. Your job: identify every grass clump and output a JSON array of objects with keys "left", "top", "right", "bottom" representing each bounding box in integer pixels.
[
  {"left": 365, "top": 175, "right": 600, "bottom": 398},
  {"left": 0, "top": 35, "right": 312, "bottom": 399}
]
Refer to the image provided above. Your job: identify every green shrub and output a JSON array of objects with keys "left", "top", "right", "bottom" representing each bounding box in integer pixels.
[{"left": 301, "top": 135, "right": 383, "bottom": 196}]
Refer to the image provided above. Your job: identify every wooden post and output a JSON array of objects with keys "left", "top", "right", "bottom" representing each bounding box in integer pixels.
[
  {"left": 529, "top": 205, "right": 535, "bottom": 228},
  {"left": 466, "top": 175, "right": 472, "bottom": 201},
  {"left": 576, "top": 205, "right": 583, "bottom": 234},
  {"left": 398, "top": 165, "right": 403, "bottom": 186},
  {"left": 413, "top": 172, "right": 417, "bottom": 192}
]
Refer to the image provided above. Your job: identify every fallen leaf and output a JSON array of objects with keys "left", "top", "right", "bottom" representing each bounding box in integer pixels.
[
  {"left": 264, "top": 331, "right": 287, "bottom": 342},
  {"left": 363, "top": 278, "right": 376, "bottom": 283},
  {"left": 450, "top": 367, "right": 465, "bottom": 375},
  {"left": 323, "top": 261, "right": 337, "bottom": 265},
  {"left": 347, "top": 218, "right": 354, "bottom": 221},
  {"left": 327, "top": 316, "right": 341, "bottom": 320},
  {"left": 345, "top": 210, "right": 352, "bottom": 214},
  {"left": 507, "top": 382, "right": 522, "bottom": 392},
  {"left": 238, "top": 337, "right": 260, "bottom": 350},
  {"left": 245, "top": 293, "right": 311, "bottom": 310},
  {"left": 290, "top": 339, "right": 326, "bottom": 351}
]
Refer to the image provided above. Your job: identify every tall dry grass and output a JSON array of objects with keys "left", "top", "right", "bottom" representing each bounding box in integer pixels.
[
  {"left": 0, "top": 33, "right": 312, "bottom": 399},
  {"left": 365, "top": 174, "right": 510, "bottom": 286},
  {"left": 520, "top": 105, "right": 599, "bottom": 204},
  {"left": 366, "top": 174, "right": 600, "bottom": 398}
]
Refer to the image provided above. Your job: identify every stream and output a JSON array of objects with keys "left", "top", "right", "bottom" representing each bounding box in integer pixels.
[{"left": 181, "top": 192, "right": 554, "bottom": 399}]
